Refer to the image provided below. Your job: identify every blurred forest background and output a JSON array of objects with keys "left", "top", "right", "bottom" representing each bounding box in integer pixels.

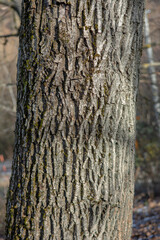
[{"left": 0, "top": 0, "right": 160, "bottom": 239}]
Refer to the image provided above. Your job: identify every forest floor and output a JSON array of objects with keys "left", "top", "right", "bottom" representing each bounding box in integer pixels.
[
  {"left": 132, "top": 195, "right": 160, "bottom": 240},
  {"left": 0, "top": 162, "right": 159, "bottom": 239}
]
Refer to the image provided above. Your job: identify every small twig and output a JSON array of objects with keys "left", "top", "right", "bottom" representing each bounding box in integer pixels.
[
  {"left": 0, "top": 83, "right": 16, "bottom": 87},
  {"left": 0, "top": 32, "right": 19, "bottom": 38},
  {"left": 0, "top": 104, "right": 16, "bottom": 114},
  {"left": 0, "top": 0, "right": 21, "bottom": 17}
]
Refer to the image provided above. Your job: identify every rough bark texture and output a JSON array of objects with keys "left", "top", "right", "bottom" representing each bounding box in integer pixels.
[{"left": 6, "top": 1, "right": 144, "bottom": 239}]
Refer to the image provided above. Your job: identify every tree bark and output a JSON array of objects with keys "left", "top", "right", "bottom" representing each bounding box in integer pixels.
[{"left": 6, "top": 1, "right": 144, "bottom": 239}]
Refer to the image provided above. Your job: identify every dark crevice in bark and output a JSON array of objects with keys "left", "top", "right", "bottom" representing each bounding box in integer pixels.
[
  {"left": 62, "top": 70, "right": 67, "bottom": 94},
  {"left": 48, "top": 72, "right": 56, "bottom": 95},
  {"left": 62, "top": 139, "right": 67, "bottom": 175},
  {"left": 64, "top": 190, "right": 68, "bottom": 210},
  {"left": 74, "top": 121, "right": 79, "bottom": 137},
  {"left": 40, "top": 206, "right": 45, "bottom": 239},
  {"left": 50, "top": 213, "right": 54, "bottom": 234},
  {"left": 76, "top": 0, "right": 80, "bottom": 16},
  {"left": 82, "top": 10, "right": 85, "bottom": 27},
  {"left": 88, "top": 205, "right": 94, "bottom": 232},
  {"left": 73, "top": 224, "right": 77, "bottom": 240},
  {"left": 51, "top": 147, "right": 55, "bottom": 177},
  {"left": 55, "top": 19, "right": 61, "bottom": 52},
  {"left": 43, "top": 147, "right": 47, "bottom": 180},
  {"left": 64, "top": 176, "right": 67, "bottom": 192},
  {"left": 59, "top": 208, "right": 64, "bottom": 240},
  {"left": 36, "top": 167, "right": 40, "bottom": 205},
  {"left": 64, "top": 47, "right": 68, "bottom": 70},
  {"left": 46, "top": 178, "right": 50, "bottom": 206},
  {"left": 65, "top": 119, "right": 69, "bottom": 138}
]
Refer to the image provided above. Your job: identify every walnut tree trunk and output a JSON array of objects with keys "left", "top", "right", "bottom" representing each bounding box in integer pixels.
[{"left": 6, "top": 1, "right": 144, "bottom": 239}]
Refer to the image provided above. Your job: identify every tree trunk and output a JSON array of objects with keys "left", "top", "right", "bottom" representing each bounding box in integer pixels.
[
  {"left": 144, "top": 11, "right": 160, "bottom": 138},
  {"left": 6, "top": 1, "right": 144, "bottom": 239}
]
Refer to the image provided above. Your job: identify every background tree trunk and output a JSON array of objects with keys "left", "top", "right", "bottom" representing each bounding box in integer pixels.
[
  {"left": 6, "top": 1, "right": 144, "bottom": 239},
  {"left": 144, "top": 11, "right": 160, "bottom": 138}
]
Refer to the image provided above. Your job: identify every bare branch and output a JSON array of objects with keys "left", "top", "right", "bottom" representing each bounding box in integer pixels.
[
  {"left": 0, "top": 83, "right": 16, "bottom": 87},
  {"left": 142, "top": 62, "right": 160, "bottom": 68},
  {"left": 0, "top": 0, "right": 21, "bottom": 17},
  {"left": 2, "top": 65, "right": 17, "bottom": 111},
  {"left": 0, "top": 104, "right": 16, "bottom": 114},
  {"left": 0, "top": 32, "right": 19, "bottom": 38}
]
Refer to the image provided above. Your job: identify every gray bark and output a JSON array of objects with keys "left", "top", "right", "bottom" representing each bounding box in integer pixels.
[{"left": 6, "top": 1, "right": 144, "bottom": 239}]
